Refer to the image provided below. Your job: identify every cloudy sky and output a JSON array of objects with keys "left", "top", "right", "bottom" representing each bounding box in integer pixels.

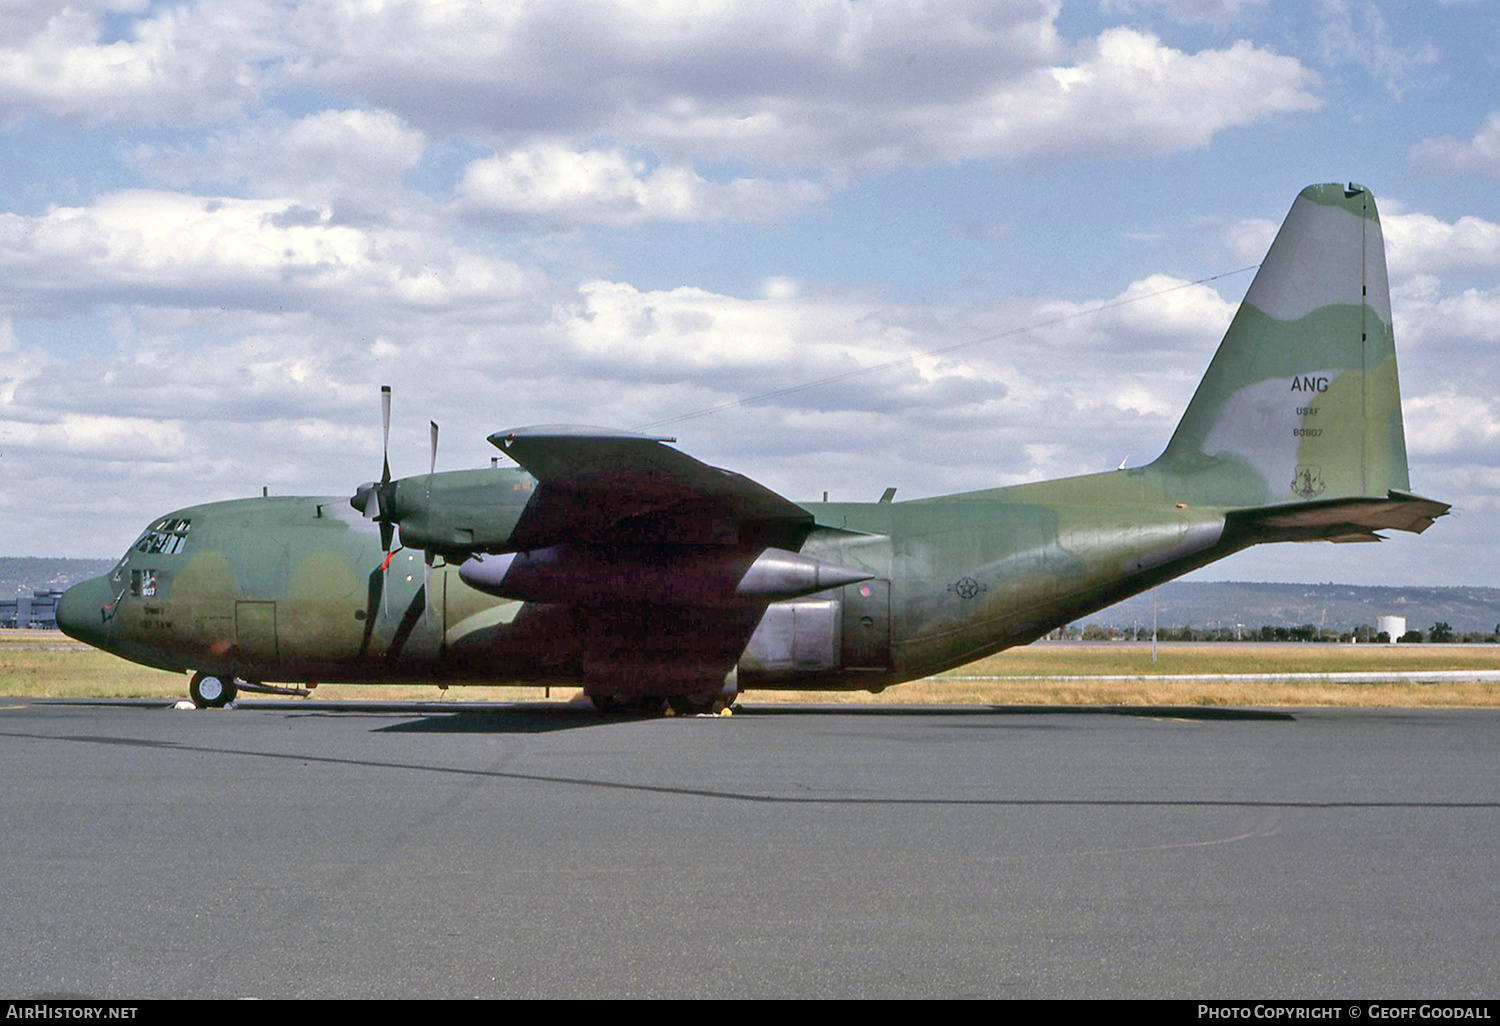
[{"left": 2, "top": 0, "right": 1497, "bottom": 587}]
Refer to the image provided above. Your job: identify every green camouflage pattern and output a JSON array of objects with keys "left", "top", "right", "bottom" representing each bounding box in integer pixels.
[{"left": 57, "top": 185, "right": 1447, "bottom": 708}]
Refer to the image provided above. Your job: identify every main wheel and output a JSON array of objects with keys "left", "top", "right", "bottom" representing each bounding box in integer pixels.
[
  {"left": 189, "top": 672, "right": 237, "bottom": 709},
  {"left": 666, "top": 678, "right": 738, "bottom": 716}
]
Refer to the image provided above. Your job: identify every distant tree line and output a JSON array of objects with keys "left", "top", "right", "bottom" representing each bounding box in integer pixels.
[{"left": 1060, "top": 620, "right": 1495, "bottom": 643}]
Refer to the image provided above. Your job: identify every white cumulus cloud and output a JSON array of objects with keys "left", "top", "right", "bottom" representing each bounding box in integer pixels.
[
  {"left": 1383, "top": 210, "right": 1500, "bottom": 277},
  {"left": 0, "top": 2, "right": 265, "bottom": 126},
  {"left": 457, "top": 145, "right": 829, "bottom": 227},
  {"left": 0, "top": 1, "right": 1320, "bottom": 178},
  {"left": 0, "top": 190, "right": 535, "bottom": 317},
  {"left": 1409, "top": 112, "right": 1500, "bottom": 182},
  {"left": 130, "top": 109, "right": 428, "bottom": 212},
  {"left": 624, "top": 25, "right": 1321, "bottom": 172}
]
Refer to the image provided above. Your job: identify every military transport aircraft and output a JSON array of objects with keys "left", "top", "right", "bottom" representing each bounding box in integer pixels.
[{"left": 57, "top": 184, "right": 1448, "bottom": 712}]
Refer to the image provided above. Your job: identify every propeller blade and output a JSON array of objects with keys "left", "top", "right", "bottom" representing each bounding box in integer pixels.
[
  {"left": 380, "top": 385, "right": 392, "bottom": 485},
  {"left": 379, "top": 520, "right": 395, "bottom": 617},
  {"left": 379, "top": 545, "right": 401, "bottom": 618},
  {"left": 360, "top": 386, "right": 396, "bottom": 620},
  {"left": 429, "top": 421, "right": 439, "bottom": 478},
  {"left": 423, "top": 550, "right": 434, "bottom": 623}
]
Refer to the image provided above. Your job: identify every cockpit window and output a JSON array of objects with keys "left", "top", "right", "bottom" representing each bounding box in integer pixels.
[
  {"left": 131, "top": 569, "right": 158, "bottom": 597},
  {"left": 134, "top": 518, "right": 191, "bottom": 556}
]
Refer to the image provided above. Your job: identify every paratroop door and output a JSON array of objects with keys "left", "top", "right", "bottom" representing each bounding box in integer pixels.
[{"left": 841, "top": 579, "right": 891, "bottom": 670}]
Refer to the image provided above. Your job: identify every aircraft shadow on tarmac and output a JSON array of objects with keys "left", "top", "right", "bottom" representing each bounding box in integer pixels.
[
  {"left": 34, "top": 698, "right": 1295, "bottom": 733},
  {"left": 366, "top": 702, "right": 1295, "bottom": 734},
  {"left": 373, "top": 708, "right": 643, "bottom": 734}
]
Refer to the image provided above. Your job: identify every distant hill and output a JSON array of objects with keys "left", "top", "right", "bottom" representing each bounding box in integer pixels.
[
  {"left": 5, "top": 556, "right": 1497, "bottom": 636},
  {"left": 1, "top": 557, "right": 115, "bottom": 597},
  {"left": 1088, "top": 581, "right": 1500, "bottom": 635}
]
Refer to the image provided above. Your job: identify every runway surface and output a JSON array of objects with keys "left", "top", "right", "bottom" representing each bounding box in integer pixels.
[{"left": 1, "top": 699, "right": 1496, "bottom": 999}]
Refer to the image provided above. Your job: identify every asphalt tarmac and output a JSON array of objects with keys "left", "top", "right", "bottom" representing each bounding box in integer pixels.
[{"left": 1, "top": 699, "right": 1496, "bottom": 999}]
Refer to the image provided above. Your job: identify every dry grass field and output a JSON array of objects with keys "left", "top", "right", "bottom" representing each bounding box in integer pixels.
[
  {"left": 5, "top": 629, "right": 1498, "bottom": 708},
  {"left": 767, "top": 642, "right": 1500, "bottom": 708}
]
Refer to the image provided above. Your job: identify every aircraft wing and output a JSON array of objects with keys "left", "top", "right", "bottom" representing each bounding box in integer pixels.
[{"left": 489, "top": 426, "right": 814, "bottom": 552}]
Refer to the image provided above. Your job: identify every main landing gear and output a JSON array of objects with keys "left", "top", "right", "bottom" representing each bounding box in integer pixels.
[
  {"left": 665, "top": 693, "right": 735, "bottom": 716},
  {"left": 587, "top": 671, "right": 740, "bottom": 716},
  {"left": 589, "top": 693, "right": 735, "bottom": 715}
]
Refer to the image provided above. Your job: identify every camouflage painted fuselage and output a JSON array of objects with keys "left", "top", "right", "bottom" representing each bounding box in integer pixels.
[
  {"left": 56, "top": 184, "right": 1447, "bottom": 700},
  {"left": 58, "top": 464, "right": 1242, "bottom": 691}
]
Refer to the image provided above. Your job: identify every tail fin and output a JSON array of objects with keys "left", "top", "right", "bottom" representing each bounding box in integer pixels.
[{"left": 1154, "top": 183, "right": 1411, "bottom": 510}]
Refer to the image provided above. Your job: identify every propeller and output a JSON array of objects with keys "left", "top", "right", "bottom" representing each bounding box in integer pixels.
[
  {"left": 352, "top": 385, "right": 400, "bottom": 615},
  {"left": 350, "top": 387, "right": 444, "bottom": 623},
  {"left": 351, "top": 385, "right": 396, "bottom": 554}
]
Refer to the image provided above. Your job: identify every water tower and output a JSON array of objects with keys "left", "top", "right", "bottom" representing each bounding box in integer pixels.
[{"left": 1377, "top": 615, "right": 1406, "bottom": 645}]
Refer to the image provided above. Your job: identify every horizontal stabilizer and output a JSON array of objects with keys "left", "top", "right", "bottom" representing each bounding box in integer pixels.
[{"left": 1228, "top": 490, "right": 1450, "bottom": 544}]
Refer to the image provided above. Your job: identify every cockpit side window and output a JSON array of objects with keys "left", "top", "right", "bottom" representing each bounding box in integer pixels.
[
  {"left": 134, "top": 518, "right": 191, "bottom": 556},
  {"left": 130, "top": 569, "right": 158, "bottom": 597}
]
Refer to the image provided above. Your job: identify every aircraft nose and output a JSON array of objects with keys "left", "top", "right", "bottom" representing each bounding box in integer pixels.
[{"left": 56, "top": 576, "right": 115, "bottom": 648}]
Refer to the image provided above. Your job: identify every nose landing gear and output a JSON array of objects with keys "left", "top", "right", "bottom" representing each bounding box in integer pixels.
[
  {"left": 185, "top": 672, "right": 313, "bottom": 707},
  {"left": 188, "top": 671, "right": 238, "bottom": 709}
]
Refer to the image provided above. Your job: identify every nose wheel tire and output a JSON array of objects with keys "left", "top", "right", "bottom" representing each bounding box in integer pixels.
[{"left": 189, "top": 672, "right": 237, "bottom": 709}]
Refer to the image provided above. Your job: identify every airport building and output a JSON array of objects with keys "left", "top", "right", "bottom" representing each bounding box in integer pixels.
[{"left": 0, "top": 590, "right": 66, "bottom": 629}]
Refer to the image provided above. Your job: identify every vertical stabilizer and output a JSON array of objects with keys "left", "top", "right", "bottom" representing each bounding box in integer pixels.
[{"left": 1153, "top": 183, "right": 1409, "bottom": 508}]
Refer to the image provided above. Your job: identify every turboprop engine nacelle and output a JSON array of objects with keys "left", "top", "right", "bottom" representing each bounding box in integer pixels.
[
  {"left": 353, "top": 468, "right": 532, "bottom": 556},
  {"left": 458, "top": 545, "right": 872, "bottom": 606}
]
